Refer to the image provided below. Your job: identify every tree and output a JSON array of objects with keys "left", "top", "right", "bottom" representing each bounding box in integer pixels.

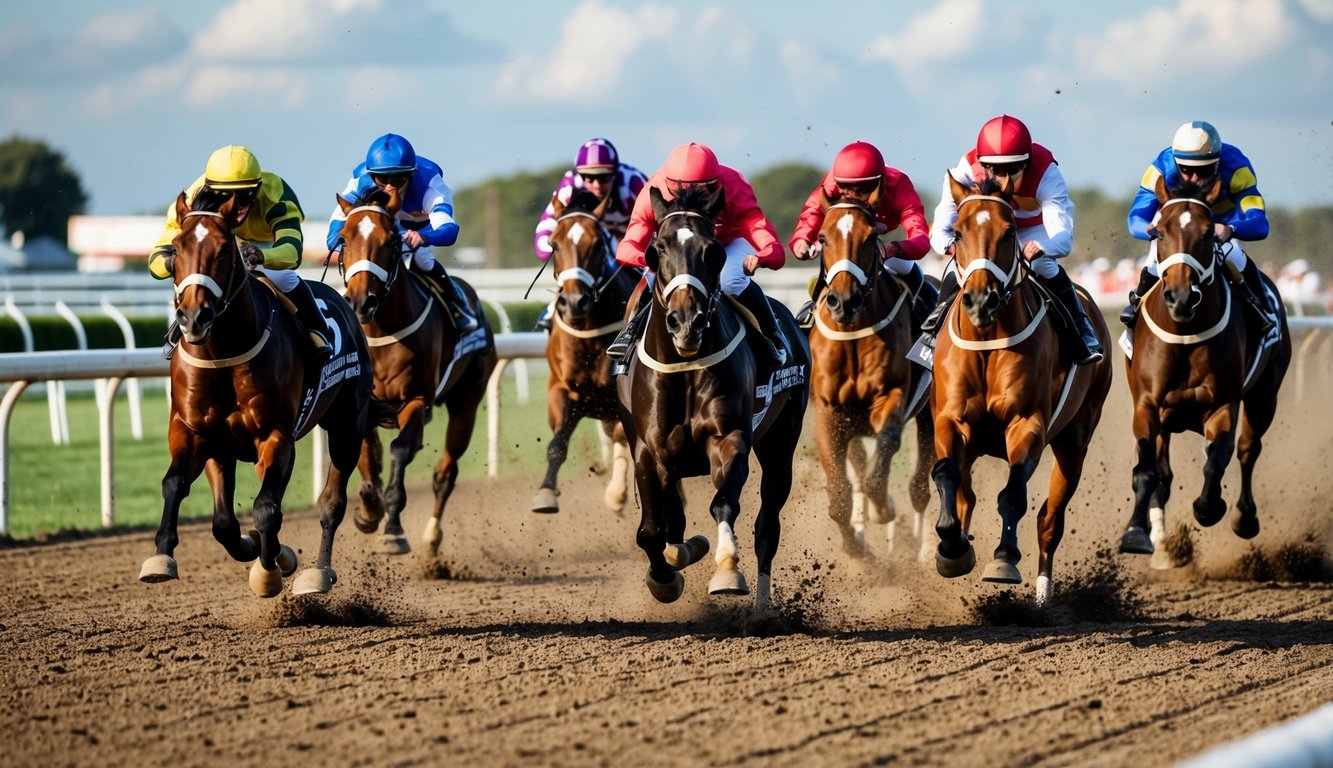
[{"left": 0, "top": 136, "right": 88, "bottom": 246}]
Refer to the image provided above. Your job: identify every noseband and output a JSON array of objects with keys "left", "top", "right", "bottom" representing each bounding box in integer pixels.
[
  {"left": 553, "top": 209, "right": 619, "bottom": 305},
  {"left": 176, "top": 210, "right": 247, "bottom": 319},
  {"left": 656, "top": 210, "right": 722, "bottom": 323},
  {"left": 954, "top": 195, "right": 1025, "bottom": 294},
  {"left": 822, "top": 201, "right": 885, "bottom": 288},
  {"left": 1155, "top": 197, "right": 1218, "bottom": 287},
  {"left": 340, "top": 204, "right": 403, "bottom": 295}
]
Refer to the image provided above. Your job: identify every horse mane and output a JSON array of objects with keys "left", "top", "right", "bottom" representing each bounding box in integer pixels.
[
  {"left": 565, "top": 188, "right": 602, "bottom": 214},
  {"left": 672, "top": 184, "right": 712, "bottom": 214},
  {"left": 976, "top": 176, "right": 1004, "bottom": 197},
  {"left": 1167, "top": 178, "right": 1210, "bottom": 201},
  {"left": 354, "top": 186, "right": 392, "bottom": 208},
  {"left": 192, "top": 187, "right": 232, "bottom": 213}
]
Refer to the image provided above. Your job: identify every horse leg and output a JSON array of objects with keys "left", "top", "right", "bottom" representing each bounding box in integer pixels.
[
  {"left": 353, "top": 428, "right": 386, "bottom": 534},
  {"left": 909, "top": 405, "right": 936, "bottom": 515},
  {"left": 635, "top": 450, "right": 683, "bottom": 603},
  {"left": 140, "top": 422, "right": 207, "bottom": 582},
  {"left": 1232, "top": 396, "right": 1274, "bottom": 540},
  {"left": 380, "top": 399, "right": 428, "bottom": 555},
  {"left": 1122, "top": 401, "right": 1164, "bottom": 556},
  {"left": 424, "top": 392, "right": 483, "bottom": 556},
  {"left": 248, "top": 432, "right": 297, "bottom": 598},
  {"left": 1035, "top": 434, "right": 1087, "bottom": 605},
  {"left": 293, "top": 414, "right": 363, "bottom": 595},
  {"left": 1193, "top": 404, "right": 1237, "bottom": 528},
  {"left": 985, "top": 417, "right": 1045, "bottom": 584},
  {"left": 532, "top": 390, "right": 578, "bottom": 514},
  {"left": 866, "top": 391, "right": 905, "bottom": 527},
  {"left": 707, "top": 429, "right": 753, "bottom": 596},
  {"left": 932, "top": 415, "right": 976, "bottom": 576},
  {"left": 751, "top": 407, "right": 802, "bottom": 612},
  {"left": 815, "top": 406, "right": 863, "bottom": 557},
  {"left": 602, "top": 421, "right": 631, "bottom": 514},
  {"left": 205, "top": 457, "right": 254, "bottom": 563}
]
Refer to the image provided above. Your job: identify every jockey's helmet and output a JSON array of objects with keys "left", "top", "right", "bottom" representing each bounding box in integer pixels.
[
  {"left": 664, "top": 142, "right": 719, "bottom": 192},
  {"left": 365, "top": 134, "right": 417, "bottom": 175},
  {"left": 203, "top": 146, "right": 262, "bottom": 190},
  {"left": 1171, "top": 121, "right": 1222, "bottom": 166},
  {"left": 976, "top": 115, "right": 1032, "bottom": 164},
  {"left": 575, "top": 138, "right": 619, "bottom": 175},
  {"left": 832, "top": 141, "right": 885, "bottom": 185}
]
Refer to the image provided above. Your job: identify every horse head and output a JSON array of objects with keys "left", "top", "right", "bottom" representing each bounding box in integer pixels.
[
  {"left": 947, "top": 172, "right": 1020, "bottom": 329},
  {"left": 337, "top": 185, "right": 404, "bottom": 324},
  {"left": 549, "top": 188, "right": 613, "bottom": 326},
  {"left": 647, "top": 184, "right": 726, "bottom": 357},
  {"left": 170, "top": 188, "right": 248, "bottom": 344},
  {"left": 1152, "top": 173, "right": 1224, "bottom": 323},
  {"left": 817, "top": 184, "right": 883, "bottom": 325}
]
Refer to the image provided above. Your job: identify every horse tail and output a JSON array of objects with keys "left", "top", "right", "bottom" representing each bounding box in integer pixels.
[{"left": 368, "top": 396, "right": 400, "bottom": 429}]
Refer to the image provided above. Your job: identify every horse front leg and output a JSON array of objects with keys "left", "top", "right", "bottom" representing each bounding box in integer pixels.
[
  {"left": 293, "top": 413, "right": 363, "bottom": 595},
  {"left": 353, "top": 427, "right": 386, "bottom": 534},
  {"left": 986, "top": 416, "right": 1045, "bottom": 584},
  {"left": 635, "top": 447, "right": 683, "bottom": 603},
  {"left": 602, "top": 421, "right": 631, "bottom": 514},
  {"left": 707, "top": 429, "right": 752, "bottom": 596},
  {"left": 423, "top": 391, "right": 484, "bottom": 556},
  {"left": 1122, "top": 398, "right": 1164, "bottom": 555},
  {"left": 380, "top": 398, "right": 428, "bottom": 555},
  {"left": 248, "top": 430, "right": 297, "bottom": 598},
  {"left": 140, "top": 419, "right": 207, "bottom": 583},
  {"left": 1233, "top": 395, "right": 1277, "bottom": 540},
  {"left": 865, "top": 390, "right": 905, "bottom": 528},
  {"left": 1194, "top": 403, "right": 1237, "bottom": 528},
  {"left": 932, "top": 414, "right": 976, "bottom": 577},
  {"left": 532, "top": 387, "right": 578, "bottom": 514},
  {"left": 815, "top": 405, "right": 862, "bottom": 557},
  {"left": 205, "top": 457, "right": 253, "bottom": 563}
]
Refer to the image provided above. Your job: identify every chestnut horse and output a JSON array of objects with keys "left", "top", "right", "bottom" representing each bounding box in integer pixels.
[
  {"left": 140, "top": 189, "right": 376, "bottom": 597},
  {"left": 531, "top": 189, "right": 636, "bottom": 516},
  {"left": 337, "top": 188, "right": 497, "bottom": 556},
  {"left": 615, "top": 186, "right": 810, "bottom": 609},
  {"left": 808, "top": 186, "right": 936, "bottom": 557},
  {"left": 1118, "top": 175, "right": 1290, "bottom": 566},
  {"left": 930, "top": 175, "right": 1112, "bottom": 604}
]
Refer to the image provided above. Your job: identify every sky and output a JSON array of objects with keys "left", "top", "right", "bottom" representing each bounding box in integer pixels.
[{"left": 2, "top": 0, "right": 1332, "bottom": 219}]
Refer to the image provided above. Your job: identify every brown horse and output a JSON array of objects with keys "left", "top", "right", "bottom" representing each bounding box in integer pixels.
[
  {"left": 531, "top": 189, "right": 636, "bottom": 516},
  {"left": 139, "top": 189, "right": 376, "bottom": 597},
  {"left": 616, "top": 185, "right": 810, "bottom": 609},
  {"left": 337, "top": 187, "right": 497, "bottom": 556},
  {"left": 1118, "top": 175, "right": 1291, "bottom": 565},
  {"left": 808, "top": 186, "right": 935, "bottom": 557},
  {"left": 930, "top": 174, "right": 1113, "bottom": 604}
]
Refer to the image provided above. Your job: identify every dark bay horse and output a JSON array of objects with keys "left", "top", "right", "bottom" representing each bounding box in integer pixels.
[
  {"left": 139, "top": 189, "right": 375, "bottom": 597},
  {"left": 1118, "top": 175, "right": 1290, "bottom": 566},
  {"left": 930, "top": 174, "right": 1112, "bottom": 605},
  {"left": 337, "top": 188, "right": 497, "bottom": 556},
  {"left": 808, "top": 186, "right": 935, "bottom": 557},
  {"left": 616, "top": 186, "right": 810, "bottom": 609},
  {"left": 531, "top": 189, "right": 636, "bottom": 516}
]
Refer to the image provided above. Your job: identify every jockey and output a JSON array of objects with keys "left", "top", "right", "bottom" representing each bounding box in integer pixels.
[
  {"left": 532, "top": 137, "right": 649, "bottom": 331},
  {"left": 326, "top": 134, "right": 478, "bottom": 331},
  {"left": 923, "top": 115, "right": 1104, "bottom": 365},
  {"left": 607, "top": 142, "right": 788, "bottom": 370},
  {"left": 149, "top": 145, "right": 333, "bottom": 360},
  {"left": 1122, "top": 120, "right": 1273, "bottom": 330},
  {"left": 789, "top": 140, "right": 937, "bottom": 328}
]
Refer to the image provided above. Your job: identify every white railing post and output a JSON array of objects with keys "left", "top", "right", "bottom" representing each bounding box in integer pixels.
[
  {"left": 101, "top": 300, "right": 144, "bottom": 440},
  {"left": 0, "top": 380, "right": 32, "bottom": 536},
  {"left": 485, "top": 358, "right": 510, "bottom": 478},
  {"left": 55, "top": 301, "right": 88, "bottom": 445},
  {"left": 485, "top": 299, "right": 530, "bottom": 404},
  {"left": 95, "top": 375, "right": 125, "bottom": 528}
]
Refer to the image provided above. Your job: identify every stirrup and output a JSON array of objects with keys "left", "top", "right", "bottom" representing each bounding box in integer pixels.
[
  {"left": 451, "top": 307, "right": 480, "bottom": 332},
  {"left": 309, "top": 332, "right": 334, "bottom": 362}
]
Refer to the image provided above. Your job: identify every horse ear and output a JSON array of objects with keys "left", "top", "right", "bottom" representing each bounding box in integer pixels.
[
  {"left": 174, "top": 191, "right": 190, "bottom": 222},
  {"left": 1153, "top": 172, "right": 1170, "bottom": 205},
  {"left": 704, "top": 185, "right": 726, "bottom": 220},
  {"left": 385, "top": 184, "right": 403, "bottom": 212},
  {"left": 217, "top": 191, "right": 237, "bottom": 219},
  {"left": 1202, "top": 175, "right": 1224, "bottom": 206},
  {"left": 593, "top": 190, "right": 612, "bottom": 218},
  {"left": 865, "top": 179, "right": 883, "bottom": 209},
  {"left": 947, "top": 171, "right": 970, "bottom": 204},
  {"left": 337, "top": 194, "right": 354, "bottom": 214},
  {"left": 550, "top": 191, "right": 565, "bottom": 219},
  {"left": 645, "top": 239, "right": 659, "bottom": 273},
  {"left": 819, "top": 185, "right": 836, "bottom": 211},
  {"left": 650, "top": 185, "right": 670, "bottom": 221},
  {"left": 704, "top": 242, "right": 726, "bottom": 276}
]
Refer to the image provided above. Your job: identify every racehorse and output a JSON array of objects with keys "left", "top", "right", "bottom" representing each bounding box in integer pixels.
[
  {"left": 531, "top": 189, "right": 636, "bottom": 516},
  {"left": 808, "top": 185, "right": 935, "bottom": 557},
  {"left": 139, "top": 189, "right": 376, "bottom": 597},
  {"left": 337, "top": 187, "right": 497, "bottom": 556},
  {"left": 616, "top": 185, "right": 810, "bottom": 608},
  {"left": 1118, "top": 175, "right": 1290, "bottom": 565},
  {"left": 930, "top": 174, "right": 1112, "bottom": 604}
]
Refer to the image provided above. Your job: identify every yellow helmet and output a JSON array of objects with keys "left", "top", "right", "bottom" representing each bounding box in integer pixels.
[{"left": 203, "top": 145, "right": 262, "bottom": 190}]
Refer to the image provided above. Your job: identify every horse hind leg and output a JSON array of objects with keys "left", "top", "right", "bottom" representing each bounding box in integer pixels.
[
  {"left": 603, "top": 425, "right": 631, "bottom": 514},
  {"left": 1232, "top": 395, "right": 1277, "bottom": 540},
  {"left": 751, "top": 409, "right": 802, "bottom": 612},
  {"left": 293, "top": 416, "right": 363, "bottom": 595},
  {"left": 423, "top": 391, "right": 484, "bottom": 556},
  {"left": 1034, "top": 434, "right": 1088, "bottom": 606},
  {"left": 1193, "top": 406, "right": 1237, "bottom": 528},
  {"left": 353, "top": 428, "right": 386, "bottom": 534},
  {"left": 532, "top": 393, "right": 578, "bottom": 514}
]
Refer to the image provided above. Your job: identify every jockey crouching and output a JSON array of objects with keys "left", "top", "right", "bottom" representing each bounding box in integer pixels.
[
  {"left": 920, "top": 115, "right": 1104, "bottom": 365},
  {"left": 607, "top": 142, "right": 789, "bottom": 374}
]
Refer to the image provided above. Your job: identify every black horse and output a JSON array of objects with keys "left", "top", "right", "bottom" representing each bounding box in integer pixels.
[{"left": 615, "top": 185, "right": 810, "bottom": 609}]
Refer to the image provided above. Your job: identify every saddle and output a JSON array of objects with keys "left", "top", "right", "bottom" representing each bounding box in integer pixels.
[{"left": 1028, "top": 279, "right": 1087, "bottom": 364}]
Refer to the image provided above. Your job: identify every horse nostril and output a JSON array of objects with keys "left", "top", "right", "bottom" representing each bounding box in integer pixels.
[
  {"left": 961, "top": 293, "right": 975, "bottom": 309},
  {"left": 1163, "top": 288, "right": 1176, "bottom": 305},
  {"left": 666, "top": 313, "right": 681, "bottom": 333},
  {"left": 826, "top": 294, "right": 840, "bottom": 310}
]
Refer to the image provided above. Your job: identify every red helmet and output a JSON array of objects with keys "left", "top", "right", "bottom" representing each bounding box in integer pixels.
[
  {"left": 976, "top": 115, "right": 1031, "bottom": 163},
  {"left": 664, "top": 142, "right": 719, "bottom": 186},
  {"left": 832, "top": 141, "right": 885, "bottom": 185}
]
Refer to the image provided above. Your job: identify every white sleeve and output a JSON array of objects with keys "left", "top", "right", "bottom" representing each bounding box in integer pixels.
[
  {"left": 929, "top": 156, "right": 972, "bottom": 255},
  {"left": 424, "top": 174, "right": 457, "bottom": 231},
  {"left": 1029, "top": 165, "right": 1074, "bottom": 258}
]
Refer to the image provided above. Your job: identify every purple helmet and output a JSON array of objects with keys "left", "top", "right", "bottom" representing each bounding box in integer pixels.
[{"left": 575, "top": 138, "right": 619, "bottom": 175}]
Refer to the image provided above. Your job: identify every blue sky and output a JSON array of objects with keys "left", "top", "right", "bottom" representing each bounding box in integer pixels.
[{"left": 2, "top": 0, "right": 1331, "bottom": 218}]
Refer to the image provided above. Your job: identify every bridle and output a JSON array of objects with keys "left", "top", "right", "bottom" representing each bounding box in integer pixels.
[
  {"left": 175, "top": 210, "right": 249, "bottom": 321},
  {"left": 338, "top": 204, "right": 404, "bottom": 298},
  {"left": 655, "top": 210, "right": 723, "bottom": 325},
  {"left": 953, "top": 194, "right": 1028, "bottom": 308},
  {"left": 1155, "top": 197, "right": 1219, "bottom": 288},
  {"left": 821, "top": 199, "right": 887, "bottom": 304},
  {"left": 552, "top": 209, "right": 623, "bottom": 308}
]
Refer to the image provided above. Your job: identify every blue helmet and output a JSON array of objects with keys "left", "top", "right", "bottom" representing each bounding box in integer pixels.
[{"left": 365, "top": 134, "right": 417, "bottom": 175}]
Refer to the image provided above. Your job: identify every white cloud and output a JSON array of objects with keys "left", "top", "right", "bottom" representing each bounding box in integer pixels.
[
  {"left": 866, "top": 0, "right": 984, "bottom": 72},
  {"left": 1295, "top": 0, "right": 1333, "bottom": 21},
  {"left": 183, "top": 67, "right": 311, "bottom": 108}
]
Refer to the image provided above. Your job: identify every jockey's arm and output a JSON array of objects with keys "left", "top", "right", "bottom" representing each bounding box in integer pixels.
[
  {"left": 929, "top": 164, "right": 966, "bottom": 256},
  {"left": 1029, "top": 166, "right": 1074, "bottom": 259},
  {"left": 886, "top": 174, "right": 931, "bottom": 260},
  {"left": 416, "top": 174, "right": 460, "bottom": 247},
  {"left": 1222, "top": 157, "right": 1269, "bottom": 241}
]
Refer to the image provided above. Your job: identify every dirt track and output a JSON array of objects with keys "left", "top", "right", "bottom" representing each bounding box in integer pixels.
[{"left": 3, "top": 355, "right": 1332, "bottom": 768}]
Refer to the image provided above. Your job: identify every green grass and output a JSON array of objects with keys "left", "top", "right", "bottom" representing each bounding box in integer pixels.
[{"left": 1, "top": 367, "right": 618, "bottom": 540}]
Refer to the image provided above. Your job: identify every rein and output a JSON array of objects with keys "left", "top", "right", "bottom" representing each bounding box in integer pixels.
[
  {"left": 1155, "top": 197, "right": 1218, "bottom": 287},
  {"left": 946, "top": 196, "right": 1046, "bottom": 352},
  {"left": 340, "top": 205, "right": 403, "bottom": 293},
  {"left": 816, "top": 200, "right": 905, "bottom": 339},
  {"left": 174, "top": 210, "right": 269, "bottom": 368},
  {"left": 548, "top": 208, "right": 630, "bottom": 337}
]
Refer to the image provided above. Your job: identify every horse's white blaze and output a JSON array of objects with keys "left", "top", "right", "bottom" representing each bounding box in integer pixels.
[
  {"left": 715, "top": 521, "right": 737, "bottom": 564},
  {"left": 193, "top": 222, "right": 209, "bottom": 242},
  {"left": 675, "top": 228, "right": 695, "bottom": 245},
  {"left": 567, "top": 221, "right": 586, "bottom": 246},
  {"left": 1178, "top": 211, "right": 1192, "bottom": 229},
  {"left": 357, "top": 216, "right": 377, "bottom": 239},
  {"left": 974, "top": 210, "right": 992, "bottom": 226},
  {"left": 836, "top": 212, "right": 854, "bottom": 238}
]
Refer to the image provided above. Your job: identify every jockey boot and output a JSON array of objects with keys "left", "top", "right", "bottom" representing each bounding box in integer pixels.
[
  {"left": 897, "top": 263, "right": 939, "bottom": 330},
  {"left": 1120, "top": 267, "right": 1158, "bottom": 327},
  {"left": 796, "top": 272, "right": 826, "bottom": 329},
  {"left": 162, "top": 320, "right": 182, "bottom": 359},
  {"left": 1036, "top": 269, "right": 1104, "bottom": 365},
  {"left": 287, "top": 280, "right": 334, "bottom": 362},
  {"left": 424, "top": 261, "right": 480, "bottom": 332},
  {"left": 919, "top": 270, "right": 960, "bottom": 336},
  {"left": 1226, "top": 259, "right": 1276, "bottom": 332},
  {"left": 536, "top": 301, "right": 554, "bottom": 333},
  {"left": 607, "top": 303, "right": 648, "bottom": 375},
  {"left": 736, "top": 282, "right": 788, "bottom": 368}
]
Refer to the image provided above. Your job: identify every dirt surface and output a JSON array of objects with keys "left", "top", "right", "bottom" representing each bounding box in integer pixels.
[{"left": 3, "top": 354, "right": 1332, "bottom": 768}]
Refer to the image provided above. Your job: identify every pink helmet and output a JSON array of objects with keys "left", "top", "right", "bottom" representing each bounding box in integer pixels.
[
  {"left": 976, "top": 115, "right": 1032, "bottom": 163},
  {"left": 664, "top": 142, "right": 719, "bottom": 186},
  {"left": 832, "top": 141, "right": 885, "bottom": 185},
  {"left": 575, "top": 138, "right": 619, "bottom": 174}
]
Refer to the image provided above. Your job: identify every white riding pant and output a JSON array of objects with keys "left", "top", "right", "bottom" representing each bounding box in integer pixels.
[
  {"left": 1145, "top": 239, "right": 1247, "bottom": 277},
  {"left": 404, "top": 247, "right": 439, "bottom": 272},
  {"left": 882, "top": 254, "right": 917, "bottom": 276},
  {"left": 253, "top": 265, "right": 300, "bottom": 292}
]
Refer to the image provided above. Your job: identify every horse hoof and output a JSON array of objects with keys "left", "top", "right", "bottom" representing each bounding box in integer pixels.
[
  {"left": 708, "top": 569, "right": 750, "bottom": 596},
  {"left": 1150, "top": 549, "right": 1177, "bottom": 571},
  {"left": 531, "top": 488, "right": 560, "bottom": 514},
  {"left": 249, "top": 562, "right": 283, "bottom": 598},
  {"left": 1119, "top": 527, "right": 1155, "bottom": 555},
  {"left": 276, "top": 544, "right": 298, "bottom": 578},
  {"left": 865, "top": 496, "right": 893, "bottom": 525},
  {"left": 664, "top": 535, "right": 710, "bottom": 570},
  {"left": 292, "top": 567, "right": 334, "bottom": 595},
  {"left": 1193, "top": 497, "right": 1227, "bottom": 527},
  {"left": 936, "top": 543, "right": 976, "bottom": 578},
  {"left": 603, "top": 486, "right": 627, "bottom": 513},
  {"left": 981, "top": 559, "right": 1023, "bottom": 584},
  {"left": 138, "top": 555, "right": 178, "bottom": 583},
  {"left": 380, "top": 535, "right": 410, "bottom": 555},
  {"left": 645, "top": 569, "right": 685, "bottom": 603},
  {"left": 238, "top": 532, "right": 260, "bottom": 563},
  {"left": 422, "top": 517, "right": 443, "bottom": 551},
  {"left": 353, "top": 511, "right": 381, "bottom": 534},
  {"left": 1232, "top": 514, "right": 1260, "bottom": 540}
]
